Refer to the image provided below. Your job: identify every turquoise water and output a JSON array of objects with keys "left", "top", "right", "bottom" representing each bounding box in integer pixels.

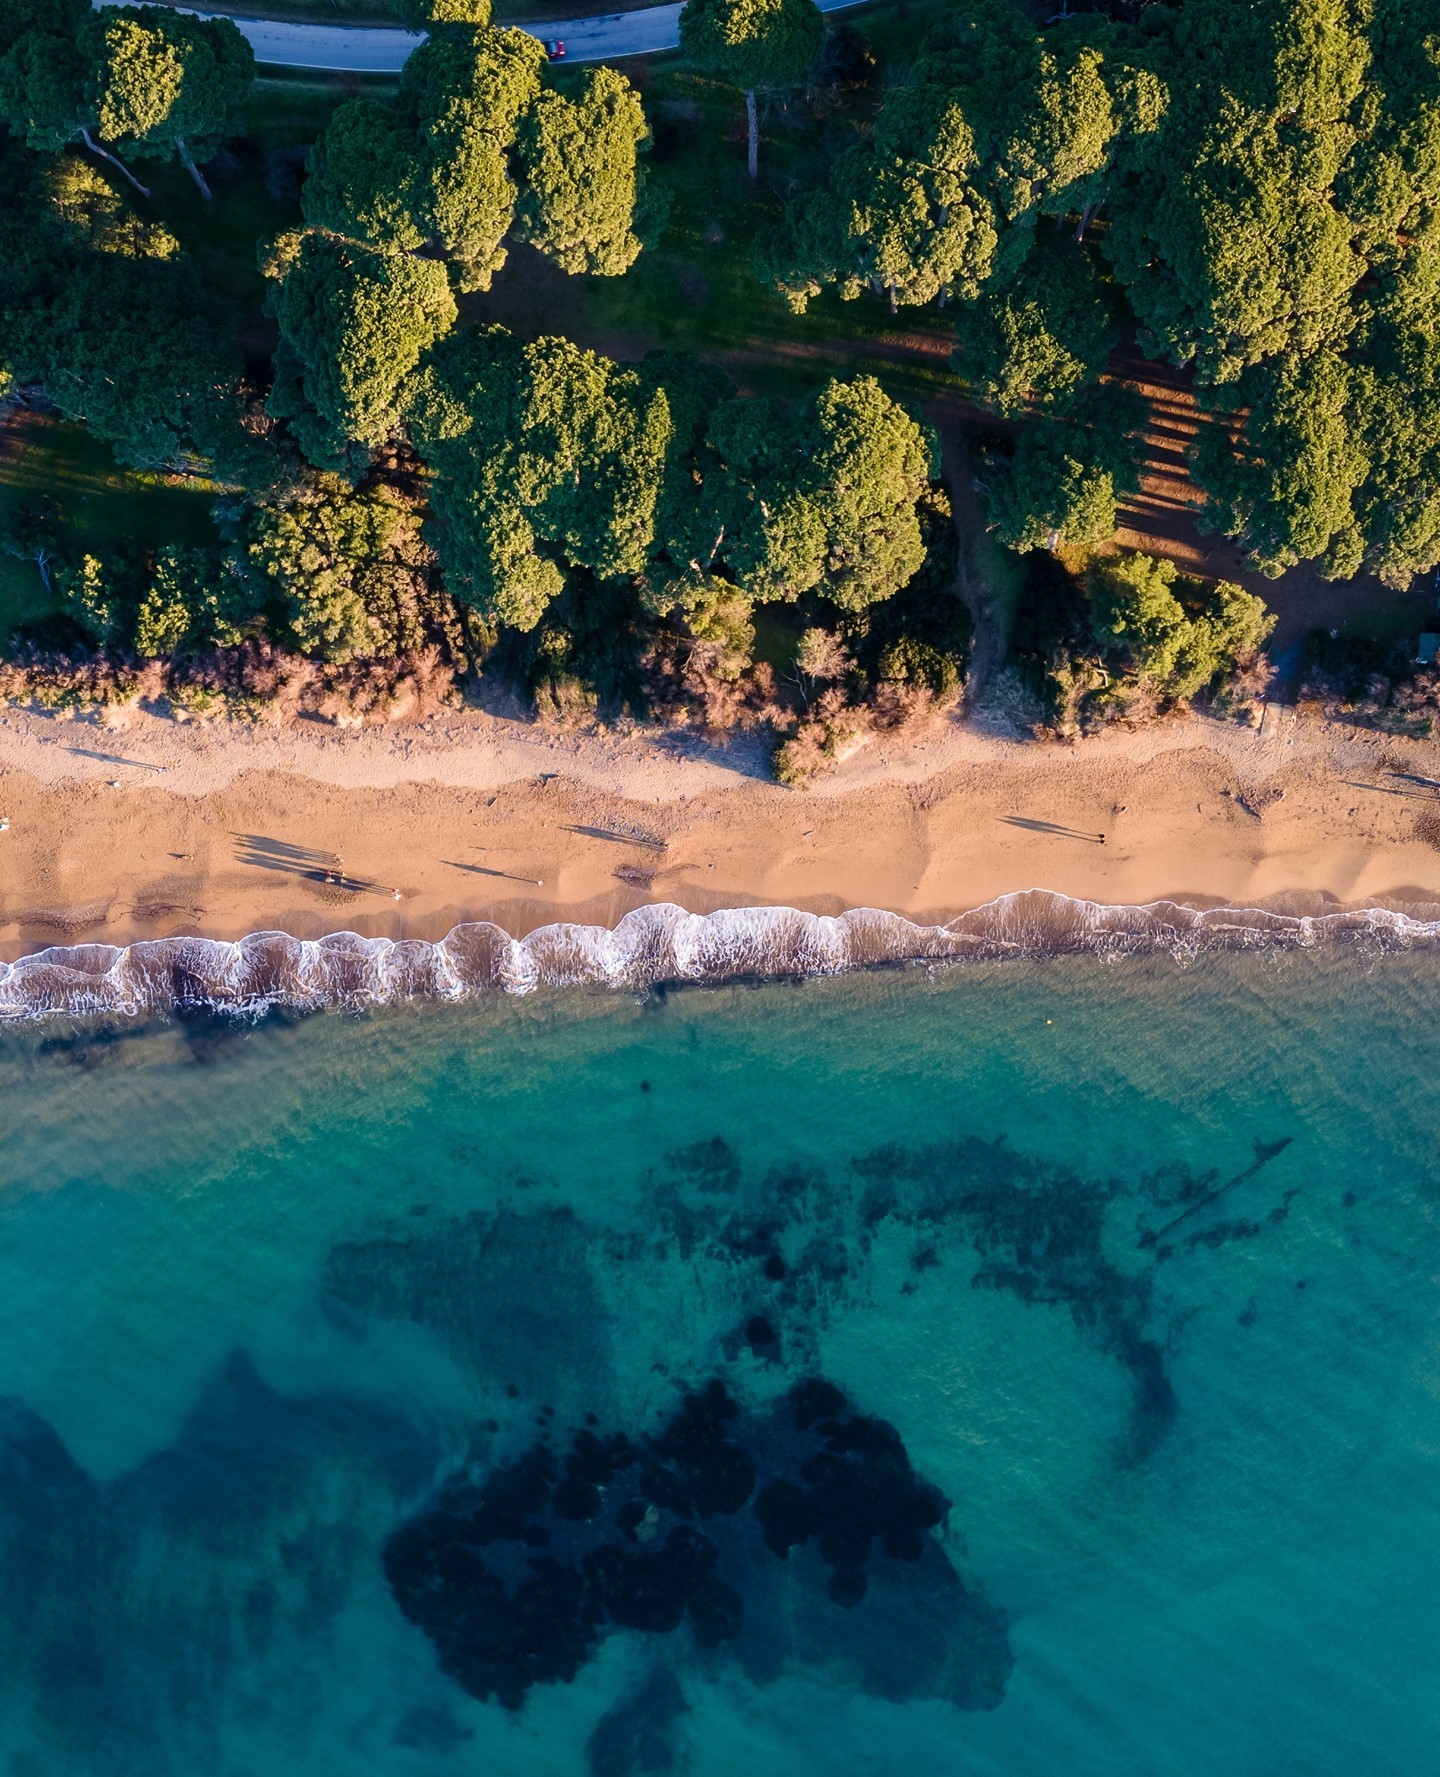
[{"left": 1, "top": 952, "right": 1437, "bottom": 1774}]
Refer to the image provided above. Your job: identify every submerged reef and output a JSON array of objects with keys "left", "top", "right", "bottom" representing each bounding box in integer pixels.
[{"left": 384, "top": 1377, "right": 1010, "bottom": 1713}]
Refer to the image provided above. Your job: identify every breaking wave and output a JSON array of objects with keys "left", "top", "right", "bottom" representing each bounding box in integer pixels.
[{"left": 2, "top": 891, "right": 1438, "bottom": 1022}]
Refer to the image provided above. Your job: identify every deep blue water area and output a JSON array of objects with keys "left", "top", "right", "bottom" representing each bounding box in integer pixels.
[{"left": 1, "top": 951, "right": 1437, "bottom": 1774}]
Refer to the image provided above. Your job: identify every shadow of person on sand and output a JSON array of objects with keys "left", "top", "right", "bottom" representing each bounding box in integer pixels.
[
  {"left": 231, "top": 834, "right": 394, "bottom": 898},
  {"left": 999, "top": 817, "right": 1105, "bottom": 843}
]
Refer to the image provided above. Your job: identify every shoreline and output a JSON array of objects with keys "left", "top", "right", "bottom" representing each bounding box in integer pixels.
[{"left": 3, "top": 699, "right": 1440, "bottom": 965}]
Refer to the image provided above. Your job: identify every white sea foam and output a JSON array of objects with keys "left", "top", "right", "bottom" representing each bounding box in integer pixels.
[{"left": 2, "top": 891, "right": 1438, "bottom": 1022}]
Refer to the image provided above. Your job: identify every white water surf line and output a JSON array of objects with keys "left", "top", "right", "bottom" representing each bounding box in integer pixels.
[{"left": 4, "top": 892, "right": 1439, "bottom": 1021}]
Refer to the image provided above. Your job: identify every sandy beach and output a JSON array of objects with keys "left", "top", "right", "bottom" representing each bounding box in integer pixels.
[{"left": 2, "top": 698, "right": 1439, "bottom": 962}]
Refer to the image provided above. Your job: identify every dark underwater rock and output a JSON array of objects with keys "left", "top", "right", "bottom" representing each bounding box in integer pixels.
[{"left": 384, "top": 1376, "right": 1010, "bottom": 1715}]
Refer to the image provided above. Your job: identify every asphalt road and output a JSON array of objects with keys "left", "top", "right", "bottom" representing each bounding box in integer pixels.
[{"left": 103, "top": 0, "right": 864, "bottom": 73}]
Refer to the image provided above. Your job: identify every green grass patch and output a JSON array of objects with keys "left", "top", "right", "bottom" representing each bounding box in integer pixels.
[
  {"left": 0, "top": 409, "right": 220, "bottom": 639},
  {"left": 479, "top": 0, "right": 959, "bottom": 406},
  {"left": 0, "top": 555, "right": 45, "bottom": 643}
]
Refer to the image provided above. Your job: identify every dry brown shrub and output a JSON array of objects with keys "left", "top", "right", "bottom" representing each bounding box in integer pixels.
[
  {"left": 772, "top": 688, "right": 872, "bottom": 788},
  {"left": 0, "top": 646, "right": 139, "bottom": 710},
  {"left": 0, "top": 640, "right": 457, "bottom": 728},
  {"left": 642, "top": 638, "right": 785, "bottom": 737},
  {"left": 870, "top": 680, "right": 939, "bottom": 732}
]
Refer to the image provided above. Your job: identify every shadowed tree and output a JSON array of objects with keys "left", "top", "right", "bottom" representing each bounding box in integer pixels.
[
  {"left": 0, "top": 0, "right": 142, "bottom": 191},
  {"left": 0, "top": 142, "right": 252, "bottom": 474},
  {"left": 84, "top": 7, "right": 253, "bottom": 199},
  {"left": 0, "top": 1, "right": 252, "bottom": 197},
  {"left": 679, "top": 0, "right": 823, "bottom": 179}
]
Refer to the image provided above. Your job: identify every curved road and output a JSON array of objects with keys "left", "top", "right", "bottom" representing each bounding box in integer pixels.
[{"left": 111, "top": 0, "right": 864, "bottom": 72}]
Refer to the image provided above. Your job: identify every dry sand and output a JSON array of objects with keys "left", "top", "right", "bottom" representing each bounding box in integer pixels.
[{"left": 2, "top": 698, "right": 1439, "bottom": 961}]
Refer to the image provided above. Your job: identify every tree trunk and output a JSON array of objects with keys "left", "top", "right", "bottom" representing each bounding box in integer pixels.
[
  {"left": 77, "top": 128, "right": 150, "bottom": 199},
  {"left": 1075, "top": 201, "right": 1099, "bottom": 242},
  {"left": 745, "top": 89, "right": 758, "bottom": 181},
  {"left": 887, "top": 283, "right": 898, "bottom": 316},
  {"left": 178, "top": 139, "right": 213, "bottom": 202}
]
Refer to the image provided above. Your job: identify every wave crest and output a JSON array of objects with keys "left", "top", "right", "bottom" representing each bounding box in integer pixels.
[{"left": 2, "top": 891, "right": 1437, "bottom": 1022}]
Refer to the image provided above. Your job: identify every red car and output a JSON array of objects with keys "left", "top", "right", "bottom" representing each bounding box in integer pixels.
[{"left": 545, "top": 39, "right": 566, "bottom": 59}]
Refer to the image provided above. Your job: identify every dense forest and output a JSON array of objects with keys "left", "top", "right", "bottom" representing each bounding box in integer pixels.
[{"left": 0, "top": 0, "right": 1436, "bottom": 759}]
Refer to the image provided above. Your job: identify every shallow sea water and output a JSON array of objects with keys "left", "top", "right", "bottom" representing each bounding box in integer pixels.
[{"left": 1, "top": 950, "right": 1437, "bottom": 1775}]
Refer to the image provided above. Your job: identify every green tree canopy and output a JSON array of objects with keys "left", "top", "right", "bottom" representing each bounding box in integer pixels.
[
  {"left": 1104, "top": 0, "right": 1369, "bottom": 383},
  {"left": 135, "top": 544, "right": 257, "bottom": 655},
  {"left": 1088, "top": 553, "right": 1274, "bottom": 700},
  {"left": 390, "top": 0, "right": 490, "bottom": 28},
  {"left": 762, "top": 0, "right": 1440, "bottom": 585},
  {"left": 760, "top": 76, "right": 997, "bottom": 313},
  {"left": 987, "top": 393, "right": 1140, "bottom": 555},
  {"left": 679, "top": 0, "right": 823, "bottom": 178},
  {"left": 514, "top": 67, "right": 660, "bottom": 277},
  {"left": 302, "top": 97, "right": 428, "bottom": 251},
  {"left": 411, "top": 335, "right": 937, "bottom": 632},
  {"left": 301, "top": 25, "right": 659, "bottom": 293},
  {"left": 0, "top": 141, "right": 251, "bottom": 475},
  {"left": 761, "top": 0, "right": 1163, "bottom": 312},
  {"left": 1195, "top": 351, "right": 1369, "bottom": 579},
  {"left": 411, "top": 329, "right": 672, "bottom": 629},
  {"left": 955, "top": 237, "right": 1114, "bottom": 415},
  {"left": 400, "top": 25, "right": 545, "bottom": 289},
  {"left": 711, "top": 376, "right": 933, "bottom": 610},
  {"left": 264, "top": 229, "right": 456, "bottom": 472},
  {"left": 0, "top": 2, "right": 252, "bottom": 197},
  {"left": 84, "top": 8, "right": 253, "bottom": 196}
]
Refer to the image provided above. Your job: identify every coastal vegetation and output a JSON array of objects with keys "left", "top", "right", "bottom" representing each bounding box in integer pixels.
[{"left": 0, "top": 0, "right": 1436, "bottom": 762}]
